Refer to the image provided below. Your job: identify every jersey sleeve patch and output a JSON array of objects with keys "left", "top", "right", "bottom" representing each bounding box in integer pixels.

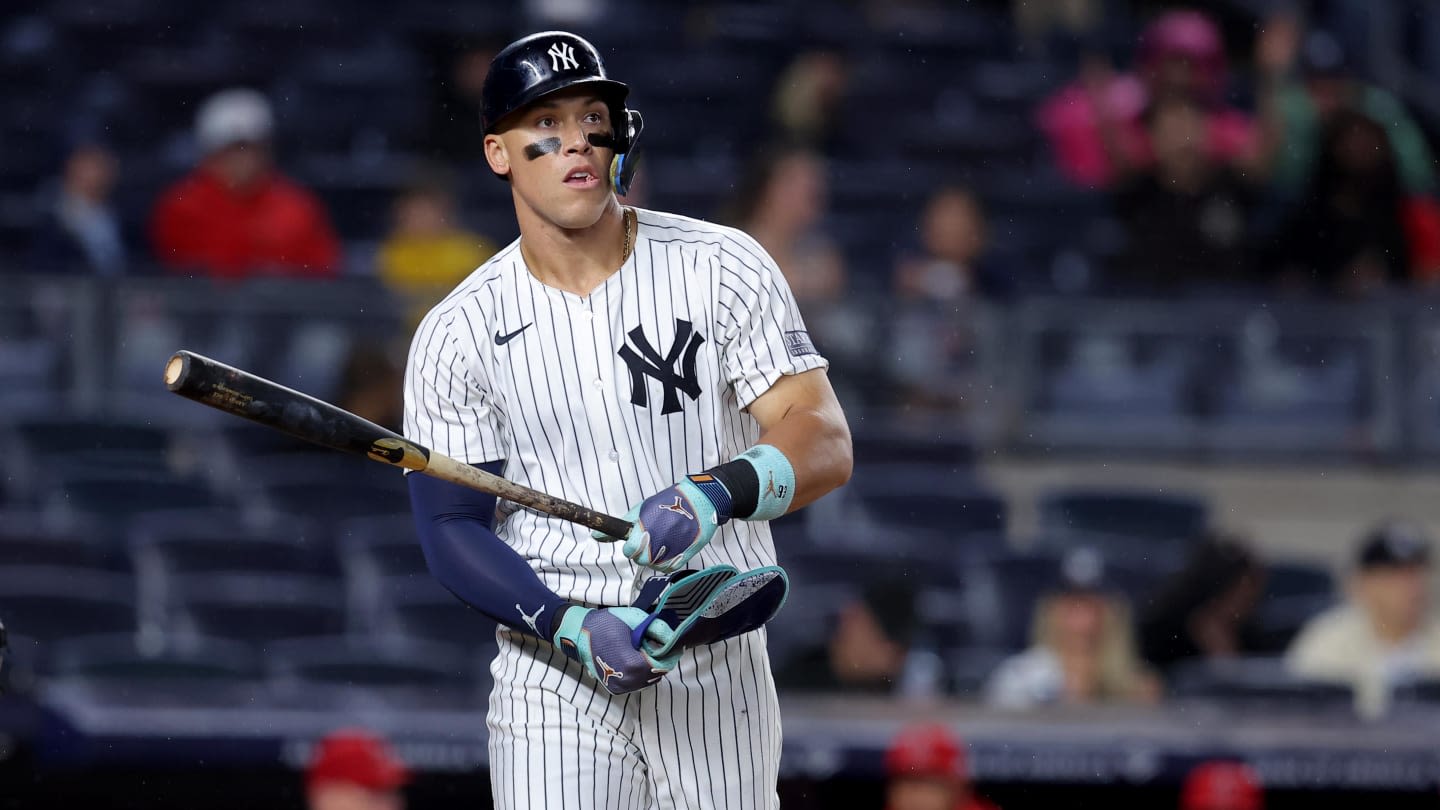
[{"left": 783, "top": 330, "right": 818, "bottom": 358}]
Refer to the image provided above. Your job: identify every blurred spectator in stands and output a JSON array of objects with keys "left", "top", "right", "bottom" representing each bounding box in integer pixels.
[
  {"left": 887, "top": 186, "right": 1009, "bottom": 415},
  {"left": 305, "top": 728, "right": 409, "bottom": 810},
  {"left": 1256, "top": 22, "right": 1436, "bottom": 205},
  {"left": 1110, "top": 94, "right": 1257, "bottom": 291},
  {"left": 770, "top": 49, "right": 848, "bottom": 154},
  {"left": 151, "top": 88, "right": 341, "bottom": 279},
  {"left": 1139, "top": 534, "right": 1269, "bottom": 679},
  {"left": 525, "top": 0, "right": 605, "bottom": 26},
  {"left": 29, "top": 140, "right": 127, "bottom": 275},
  {"left": 724, "top": 146, "right": 845, "bottom": 304},
  {"left": 1179, "top": 760, "right": 1263, "bottom": 810},
  {"left": 723, "top": 146, "right": 872, "bottom": 397},
  {"left": 426, "top": 38, "right": 501, "bottom": 164},
  {"left": 1013, "top": 0, "right": 1101, "bottom": 59},
  {"left": 776, "top": 579, "right": 926, "bottom": 695},
  {"left": 1287, "top": 520, "right": 1440, "bottom": 718},
  {"left": 1272, "top": 109, "right": 1440, "bottom": 296},
  {"left": 1036, "top": 9, "right": 1258, "bottom": 189},
  {"left": 894, "top": 187, "right": 1011, "bottom": 303},
  {"left": 883, "top": 724, "right": 1001, "bottom": 810},
  {"left": 378, "top": 170, "right": 497, "bottom": 321},
  {"left": 986, "top": 549, "right": 1160, "bottom": 709},
  {"left": 337, "top": 342, "right": 405, "bottom": 433}
]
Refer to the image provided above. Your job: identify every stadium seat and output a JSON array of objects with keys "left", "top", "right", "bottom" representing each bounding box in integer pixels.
[
  {"left": 1036, "top": 481, "right": 1203, "bottom": 550},
  {"left": 251, "top": 454, "right": 409, "bottom": 520},
  {"left": 848, "top": 477, "right": 1007, "bottom": 539},
  {"left": 1251, "top": 561, "right": 1339, "bottom": 653},
  {"left": 1169, "top": 657, "right": 1354, "bottom": 711},
  {"left": 0, "top": 566, "right": 136, "bottom": 642},
  {"left": 265, "top": 636, "right": 485, "bottom": 710},
  {"left": 128, "top": 509, "right": 332, "bottom": 628},
  {"left": 49, "top": 471, "right": 222, "bottom": 529},
  {"left": 269, "top": 636, "right": 475, "bottom": 688},
  {"left": 0, "top": 512, "right": 115, "bottom": 569},
  {"left": 174, "top": 572, "right": 346, "bottom": 645},
  {"left": 48, "top": 633, "right": 260, "bottom": 682},
  {"left": 378, "top": 575, "right": 498, "bottom": 649},
  {"left": 961, "top": 552, "right": 1061, "bottom": 651},
  {"left": 946, "top": 646, "right": 1011, "bottom": 698}
]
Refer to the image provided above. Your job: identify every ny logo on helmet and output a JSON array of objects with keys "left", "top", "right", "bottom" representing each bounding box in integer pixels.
[{"left": 548, "top": 41, "right": 579, "bottom": 71}]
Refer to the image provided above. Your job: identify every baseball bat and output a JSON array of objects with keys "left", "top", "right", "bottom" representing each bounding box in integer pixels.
[{"left": 163, "top": 350, "right": 631, "bottom": 540}]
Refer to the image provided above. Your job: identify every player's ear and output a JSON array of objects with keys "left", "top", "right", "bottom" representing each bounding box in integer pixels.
[{"left": 484, "top": 134, "right": 511, "bottom": 179}]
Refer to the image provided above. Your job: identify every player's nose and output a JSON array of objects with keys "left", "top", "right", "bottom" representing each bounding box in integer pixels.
[{"left": 563, "top": 119, "right": 593, "bottom": 155}]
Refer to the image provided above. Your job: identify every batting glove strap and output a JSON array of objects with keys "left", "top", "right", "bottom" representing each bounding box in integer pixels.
[{"left": 553, "top": 606, "right": 680, "bottom": 695}]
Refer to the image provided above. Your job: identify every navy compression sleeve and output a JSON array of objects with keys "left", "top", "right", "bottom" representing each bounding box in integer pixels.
[{"left": 406, "top": 465, "right": 570, "bottom": 641}]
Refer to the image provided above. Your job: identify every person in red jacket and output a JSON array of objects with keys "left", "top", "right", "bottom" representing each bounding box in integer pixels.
[
  {"left": 1179, "top": 761, "right": 1263, "bottom": 810},
  {"left": 305, "top": 728, "right": 409, "bottom": 810},
  {"left": 884, "top": 724, "right": 1000, "bottom": 810},
  {"left": 151, "top": 88, "right": 340, "bottom": 278}
]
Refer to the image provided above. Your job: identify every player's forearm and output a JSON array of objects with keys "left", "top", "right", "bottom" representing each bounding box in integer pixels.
[
  {"left": 407, "top": 469, "right": 569, "bottom": 640},
  {"left": 755, "top": 401, "right": 853, "bottom": 511}
]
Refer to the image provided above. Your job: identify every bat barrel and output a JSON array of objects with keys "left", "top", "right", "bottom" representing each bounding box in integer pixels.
[{"left": 164, "top": 349, "right": 426, "bottom": 470}]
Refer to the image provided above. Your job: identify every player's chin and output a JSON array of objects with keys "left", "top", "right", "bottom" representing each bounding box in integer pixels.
[{"left": 547, "top": 192, "right": 614, "bottom": 230}]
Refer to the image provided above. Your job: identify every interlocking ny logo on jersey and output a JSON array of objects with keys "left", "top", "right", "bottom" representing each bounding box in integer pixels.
[
  {"left": 548, "top": 41, "right": 579, "bottom": 71},
  {"left": 618, "top": 318, "right": 705, "bottom": 414}
]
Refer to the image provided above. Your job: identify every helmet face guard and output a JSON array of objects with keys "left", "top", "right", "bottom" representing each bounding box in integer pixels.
[{"left": 481, "top": 31, "right": 643, "bottom": 194}]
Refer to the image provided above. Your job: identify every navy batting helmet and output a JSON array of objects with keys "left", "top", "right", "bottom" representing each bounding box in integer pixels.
[{"left": 481, "top": 31, "right": 644, "bottom": 193}]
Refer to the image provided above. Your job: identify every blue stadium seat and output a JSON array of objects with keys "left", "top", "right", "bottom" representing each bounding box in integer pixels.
[
  {"left": 48, "top": 633, "right": 260, "bottom": 682},
  {"left": 852, "top": 485, "right": 1006, "bottom": 539},
  {"left": 51, "top": 472, "right": 221, "bottom": 525},
  {"left": 0, "top": 512, "right": 115, "bottom": 569},
  {"left": 379, "top": 575, "right": 498, "bottom": 649},
  {"left": 15, "top": 416, "right": 172, "bottom": 458},
  {"left": 1038, "top": 488, "right": 1208, "bottom": 548},
  {"left": 960, "top": 552, "right": 1061, "bottom": 651},
  {"left": 265, "top": 636, "right": 486, "bottom": 710},
  {"left": 175, "top": 573, "right": 346, "bottom": 645},
  {"left": 254, "top": 459, "right": 409, "bottom": 520},
  {"left": 0, "top": 566, "right": 136, "bottom": 642},
  {"left": 128, "top": 509, "right": 333, "bottom": 630},
  {"left": 338, "top": 515, "right": 427, "bottom": 578},
  {"left": 1169, "top": 656, "right": 1354, "bottom": 711},
  {"left": 268, "top": 636, "right": 475, "bottom": 689},
  {"left": 1251, "top": 561, "right": 1339, "bottom": 654},
  {"left": 946, "top": 646, "right": 1010, "bottom": 698}
]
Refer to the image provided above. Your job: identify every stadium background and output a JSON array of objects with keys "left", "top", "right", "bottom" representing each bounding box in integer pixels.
[{"left": 4, "top": 0, "right": 1440, "bottom": 807}]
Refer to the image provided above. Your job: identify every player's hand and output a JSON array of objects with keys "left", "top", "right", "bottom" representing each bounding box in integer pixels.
[
  {"left": 593, "top": 478, "right": 729, "bottom": 572},
  {"left": 552, "top": 606, "right": 680, "bottom": 695}
]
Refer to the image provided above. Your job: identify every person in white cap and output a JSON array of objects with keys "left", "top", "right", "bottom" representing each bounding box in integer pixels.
[
  {"left": 1287, "top": 519, "right": 1440, "bottom": 717},
  {"left": 150, "top": 87, "right": 340, "bottom": 278}
]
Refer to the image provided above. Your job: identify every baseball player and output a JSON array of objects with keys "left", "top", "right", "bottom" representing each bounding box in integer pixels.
[{"left": 402, "top": 30, "right": 853, "bottom": 810}]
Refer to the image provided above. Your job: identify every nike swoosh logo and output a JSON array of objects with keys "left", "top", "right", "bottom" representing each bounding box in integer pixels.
[{"left": 494, "top": 323, "right": 533, "bottom": 345}]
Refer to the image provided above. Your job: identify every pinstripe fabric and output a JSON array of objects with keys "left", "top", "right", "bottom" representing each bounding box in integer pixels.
[{"left": 403, "top": 208, "right": 819, "bottom": 808}]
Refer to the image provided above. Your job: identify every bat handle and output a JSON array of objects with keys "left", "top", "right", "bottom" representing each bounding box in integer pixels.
[{"left": 591, "top": 513, "right": 633, "bottom": 542}]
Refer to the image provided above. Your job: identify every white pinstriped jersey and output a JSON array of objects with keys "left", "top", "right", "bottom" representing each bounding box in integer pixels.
[{"left": 402, "top": 207, "right": 828, "bottom": 609}]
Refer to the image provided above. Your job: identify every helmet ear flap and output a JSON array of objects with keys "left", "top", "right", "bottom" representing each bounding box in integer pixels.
[
  {"left": 610, "top": 110, "right": 644, "bottom": 195},
  {"left": 614, "top": 109, "right": 643, "bottom": 154}
]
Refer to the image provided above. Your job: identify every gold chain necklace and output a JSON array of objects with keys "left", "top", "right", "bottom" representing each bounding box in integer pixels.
[{"left": 621, "top": 206, "right": 635, "bottom": 264}]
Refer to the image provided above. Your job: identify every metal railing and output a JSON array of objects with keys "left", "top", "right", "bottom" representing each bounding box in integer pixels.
[{"left": 6, "top": 275, "right": 1440, "bottom": 463}]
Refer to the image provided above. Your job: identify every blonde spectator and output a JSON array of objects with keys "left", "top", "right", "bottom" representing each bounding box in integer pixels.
[{"left": 986, "top": 549, "right": 1160, "bottom": 709}]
